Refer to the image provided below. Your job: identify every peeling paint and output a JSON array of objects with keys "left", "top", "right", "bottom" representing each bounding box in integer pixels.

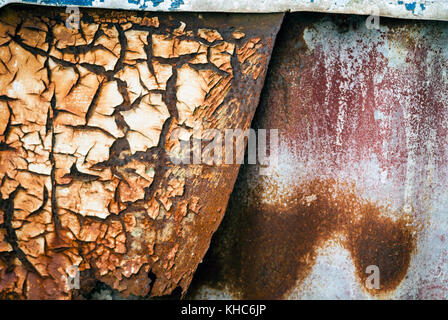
[{"left": 0, "top": 5, "right": 283, "bottom": 299}]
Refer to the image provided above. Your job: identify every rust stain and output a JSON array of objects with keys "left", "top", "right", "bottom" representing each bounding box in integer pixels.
[
  {"left": 190, "top": 178, "right": 418, "bottom": 299},
  {"left": 346, "top": 204, "right": 416, "bottom": 295}
]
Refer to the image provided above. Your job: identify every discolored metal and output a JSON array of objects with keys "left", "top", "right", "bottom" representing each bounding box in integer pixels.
[
  {"left": 189, "top": 13, "right": 448, "bottom": 300},
  {"left": 0, "top": 4, "right": 283, "bottom": 299}
]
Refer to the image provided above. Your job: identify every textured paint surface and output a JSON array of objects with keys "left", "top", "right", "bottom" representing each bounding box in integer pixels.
[
  {"left": 0, "top": 0, "right": 447, "bottom": 21},
  {"left": 0, "top": 5, "right": 283, "bottom": 299},
  {"left": 189, "top": 13, "right": 448, "bottom": 300}
]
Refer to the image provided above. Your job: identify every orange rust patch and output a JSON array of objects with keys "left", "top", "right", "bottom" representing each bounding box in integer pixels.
[{"left": 0, "top": 5, "right": 283, "bottom": 299}]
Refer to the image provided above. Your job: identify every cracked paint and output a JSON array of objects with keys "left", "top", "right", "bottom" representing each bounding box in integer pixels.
[{"left": 0, "top": 5, "right": 283, "bottom": 299}]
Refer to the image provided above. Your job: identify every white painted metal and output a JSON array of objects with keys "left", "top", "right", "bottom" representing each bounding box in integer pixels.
[{"left": 1, "top": 0, "right": 447, "bottom": 21}]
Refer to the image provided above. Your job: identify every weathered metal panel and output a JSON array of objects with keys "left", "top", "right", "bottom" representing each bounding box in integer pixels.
[
  {"left": 0, "top": 4, "right": 283, "bottom": 299},
  {"left": 188, "top": 13, "right": 448, "bottom": 300},
  {"left": 0, "top": 0, "right": 447, "bottom": 21}
]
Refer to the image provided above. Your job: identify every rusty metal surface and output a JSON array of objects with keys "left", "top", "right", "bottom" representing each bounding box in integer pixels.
[
  {"left": 0, "top": 4, "right": 283, "bottom": 299},
  {"left": 188, "top": 13, "right": 448, "bottom": 300},
  {"left": 0, "top": 1, "right": 448, "bottom": 22}
]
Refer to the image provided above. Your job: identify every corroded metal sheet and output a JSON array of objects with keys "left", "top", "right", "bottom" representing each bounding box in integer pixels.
[
  {"left": 189, "top": 13, "right": 448, "bottom": 300},
  {"left": 0, "top": 0, "right": 447, "bottom": 22},
  {"left": 0, "top": 4, "right": 283, "bottom": 299}
]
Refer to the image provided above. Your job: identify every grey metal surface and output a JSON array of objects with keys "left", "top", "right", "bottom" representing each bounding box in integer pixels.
[{"left": 188, "top": 12, "right": 448, "bottom": 300}]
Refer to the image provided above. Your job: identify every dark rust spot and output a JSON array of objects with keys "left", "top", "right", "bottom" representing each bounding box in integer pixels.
[{"left": 347, "top": 207, "right": 417, "bottom": 294}]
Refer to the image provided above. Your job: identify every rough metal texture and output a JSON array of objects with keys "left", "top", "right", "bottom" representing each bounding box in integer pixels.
[
  {"left": 0, "top": 1, "right": 448, "bottom": 22},
  {"left": 0, "top": 5, "right": 283, "bottom": 299},
  {"left": 189, "top": 13, "right": 448, "bottom": 300}
]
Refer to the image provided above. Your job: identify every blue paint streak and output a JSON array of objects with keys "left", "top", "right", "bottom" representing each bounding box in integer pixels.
[
  {"left": 397, "top": 1, "right": 425, "bottom": 14},
  {"left": 151, "top": 0, "right": 164, "bottom": 7},
  {"left": 136, "top": 0, "right": 165, "bottom": 9},
  {"left": 129, "top": 0, "right": 164, "bottom": 9},
  {"left": 169, "top": 0, "right": 183, "bottom": 10},
  {"left": 405, "top": 2, "right": 417, "bottom": 12},
  {"left": 21, "top": 0, "right": 183, "bottom": 10}
]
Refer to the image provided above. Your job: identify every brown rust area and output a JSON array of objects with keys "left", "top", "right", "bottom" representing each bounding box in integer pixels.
[
  {"left": 189, "top": 178, "right": 418, "bottom": 299},
  {"left": 0, "top": 4, "right": 283, "bottom": 299},
  {"left": 346, "top": 208, "right": 416, "bottom": 294}
]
